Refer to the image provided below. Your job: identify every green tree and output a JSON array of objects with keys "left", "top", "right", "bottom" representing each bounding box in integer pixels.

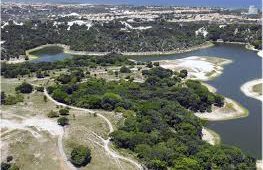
[
  {"left": 120, "top": 66, "right": 131, "bottom": 73},
  {"left": 57, "top": 117, "right": 69, "bottom": 126},
  {"left": 15, "top": 82, "right": 33, "bottom": 93},
  {"left": 59, "top": 108, "right": 69, "bottom": 115},
  {"left": 70, "top": 145, "right": 91, "bottom": 167},
  {"left": 47, "top": 110, "right": 59, "bottom": 118},
  {"left": 173, "top": 158, "right": 201, "bottom": 170},
  {"left": 179, "top": 69, "right": 188, "bottom": 79}
]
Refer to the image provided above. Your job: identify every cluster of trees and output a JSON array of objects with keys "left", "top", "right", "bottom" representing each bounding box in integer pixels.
[
  {"left": 47, "top": 107, "right": 70, "bottom": 126},
  {"left": 15, "top": 82, "right": 33, "bottom": 93},
  {"left": 1, "top": 53, "right": 133, "bottom": 78},
  {"left": 206, "top": 24, "right": 262, "bottom": 49},
  {"left": 47, "top": 67, "right": 255, "bottom": 169},
  {"left": 70, "top": 145, "right": 92, "bottom": 167}
]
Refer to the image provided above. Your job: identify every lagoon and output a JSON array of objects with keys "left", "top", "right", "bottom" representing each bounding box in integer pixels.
[{"left": 31, "top": 43, "right": 262, "bottom": 158}]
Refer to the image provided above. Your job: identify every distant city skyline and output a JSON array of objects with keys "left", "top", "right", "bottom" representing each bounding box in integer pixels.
[{"left": 2, "top": 0, "right": 262, "bottom": 9}]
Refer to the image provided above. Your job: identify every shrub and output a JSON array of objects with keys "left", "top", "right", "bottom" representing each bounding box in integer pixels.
[
  {"left": 153, "top": 62, "right": 160, "bottom": 66},
  {"left": 35, "top": 86, "right": 44, "bottom": 92},
  {"left": 3, "top": 94, "right": 24, "bottom": 105},
  {"left": 179, "top": 69, "right": 188, "bottom": 79},
  {"left": 120, "top": 66, "right": 131, "bottom": 73},
  {"left": 70, "top": 145, "right": 91, "bottom": 167},
  {"left": 59, "top": 108, "right": 69, "bottom": 115},
  {"left": 47, "top": 110, "right": 59, "bottom": 118},
  {"left": 57, "top": 117, "right": 69, "bottom": 126},
  {"left": 15, "top": 82, "right": 33, "bottom": 93}
]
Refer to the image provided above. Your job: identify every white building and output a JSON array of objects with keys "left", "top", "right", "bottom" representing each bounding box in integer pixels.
[{"left": 248, "top": 5, "right": 258, "bottom": 15}]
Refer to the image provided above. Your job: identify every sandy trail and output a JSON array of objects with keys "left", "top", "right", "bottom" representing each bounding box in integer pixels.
[
  {"left": 240, "top": 79, "right": 263, "bottom": 101},
  {"left": 44, "top": 89, "right": 143, "bottom": 170}
]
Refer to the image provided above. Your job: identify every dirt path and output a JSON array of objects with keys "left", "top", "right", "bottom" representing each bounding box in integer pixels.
[
  {"left": 58, "top": 132, "right": 77, "bottom": 170},
  {"left": 43, "top": 89, "right": 143, "bottom": 170}
]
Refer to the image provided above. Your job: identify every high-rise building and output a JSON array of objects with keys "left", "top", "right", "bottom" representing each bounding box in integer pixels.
[{"left": 248, "top": 5, "right": 258, "bottom": 15}]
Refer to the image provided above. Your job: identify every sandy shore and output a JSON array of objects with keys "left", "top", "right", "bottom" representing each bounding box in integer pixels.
[
  {"left": 257, "top": 160, "right": 263, "bottom": 170},
  {"left": 202, "top": 127, "right": 220, "bottom": 145},
  {"left": 1, "top": 41, "right": 214, "bottom": 63},
  {"left": 257, "top": 51, "right": 263, "bottom": 58},
  {"left": 240, "top": 79, "right": 263, "bottom": 101},
  {"left": 159, "top": 56, "right": 232, "bottom": 81},
  {"left": 201, "top": 82, "right": 217, "bottom": 93}
]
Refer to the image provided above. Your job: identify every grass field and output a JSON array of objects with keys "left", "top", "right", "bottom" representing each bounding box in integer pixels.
[{"left": 252, "top": 83, "right": 262, "bottom": 95}]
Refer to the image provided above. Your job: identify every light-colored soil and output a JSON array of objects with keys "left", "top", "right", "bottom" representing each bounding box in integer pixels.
[
  {"left": 195, "top": 97, "right": 248, "bottom": 121},
  {"left": 158, "top": 56, "right": 232, "bottom": 81},
  {"left": 202, "top": 127, "right": 221, "bottom": 145},
  {"left": 241, "top": 79, "right": 263, "bottom": 101}
]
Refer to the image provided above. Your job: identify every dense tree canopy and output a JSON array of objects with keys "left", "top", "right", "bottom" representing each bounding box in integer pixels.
[
  {"left": 70, "top": 145, "right": 92, "bottom": 167},
  {"left": 15, "top": 82, "right": 33, "bottom": 94}
]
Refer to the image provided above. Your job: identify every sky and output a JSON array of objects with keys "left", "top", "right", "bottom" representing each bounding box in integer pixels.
[{"left": 3, "top": 0, "right": 262, "bottom": 8}]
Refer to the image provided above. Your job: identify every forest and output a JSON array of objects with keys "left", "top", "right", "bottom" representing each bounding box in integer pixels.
[
  {"left": 1, "top": 19, "right": 261, "bottom": 60},
  {"left": 46, "top": 66, "right": 256, "bottom": 169}
]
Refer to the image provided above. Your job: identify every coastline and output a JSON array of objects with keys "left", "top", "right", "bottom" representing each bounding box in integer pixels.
[
  {"left": 16, "top": 41, "right": 214, "bottom": 62},
  {"left": 195, "top": 84, "right": 248, "bottom": 121},
  {"left": 202, "top": 127, "right": 221, "bottom": 145},
  {"left": 158, "top": 56, "right": 232, "bottom": 81},
  {"left": 216, "top": 41, "right": 263, "bottom": 57},
  {"left": 240, "top": 79, "right": 263, "bottom": 101},
  {"left": 257, "top": 51, "right": 263, "bottom": 58}
]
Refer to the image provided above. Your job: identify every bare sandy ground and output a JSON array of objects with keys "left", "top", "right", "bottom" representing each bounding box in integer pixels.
[
  {"left": 202, "top": 127, "right": 220, "bottom": 145},
  {"left": 43, "top": 89, "right": 143, "bottom": 170},
  {"left": 258, "top": 51, "right": 263, "bottom": 58},
  {"left": 158, "top": 56, "right": 232, "bottom": 81},
  {"left": 0, "top": 115, "right": 63, "bottom": 138},
  {"left": 240, "top": 79, "right": 263, "bottom": 101},
  {"left": 257, "top": 160, "right": 263, "bottom": 170}
]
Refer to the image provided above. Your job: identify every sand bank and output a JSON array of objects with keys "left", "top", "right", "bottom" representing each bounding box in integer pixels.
[
  {"left": 159, "top": 56, "right": 232, "bottom": 81},
  {"left": 195, "top": 97, "right": 248, "bottom": 121},
  {"left": 257, "top": 160, "right": 263, "bottom": 170},
  {"left": 257, "top": 51, "right": 263, "bottom": 58},
  {"left": 240, "top": 79, "right": 263, "bottom": 101},
  {"left": 202, "top": 127, "right": 220, "bottom": 145}
]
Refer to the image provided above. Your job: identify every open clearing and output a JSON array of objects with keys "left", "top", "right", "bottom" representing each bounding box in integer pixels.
[{"left": 1, "top": 77, "right": 141, "bottom": 170}]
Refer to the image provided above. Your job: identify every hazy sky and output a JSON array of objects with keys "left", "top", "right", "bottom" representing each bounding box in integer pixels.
[{"left": 3, "top": 0, "right": 262, "bottom": 8}]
